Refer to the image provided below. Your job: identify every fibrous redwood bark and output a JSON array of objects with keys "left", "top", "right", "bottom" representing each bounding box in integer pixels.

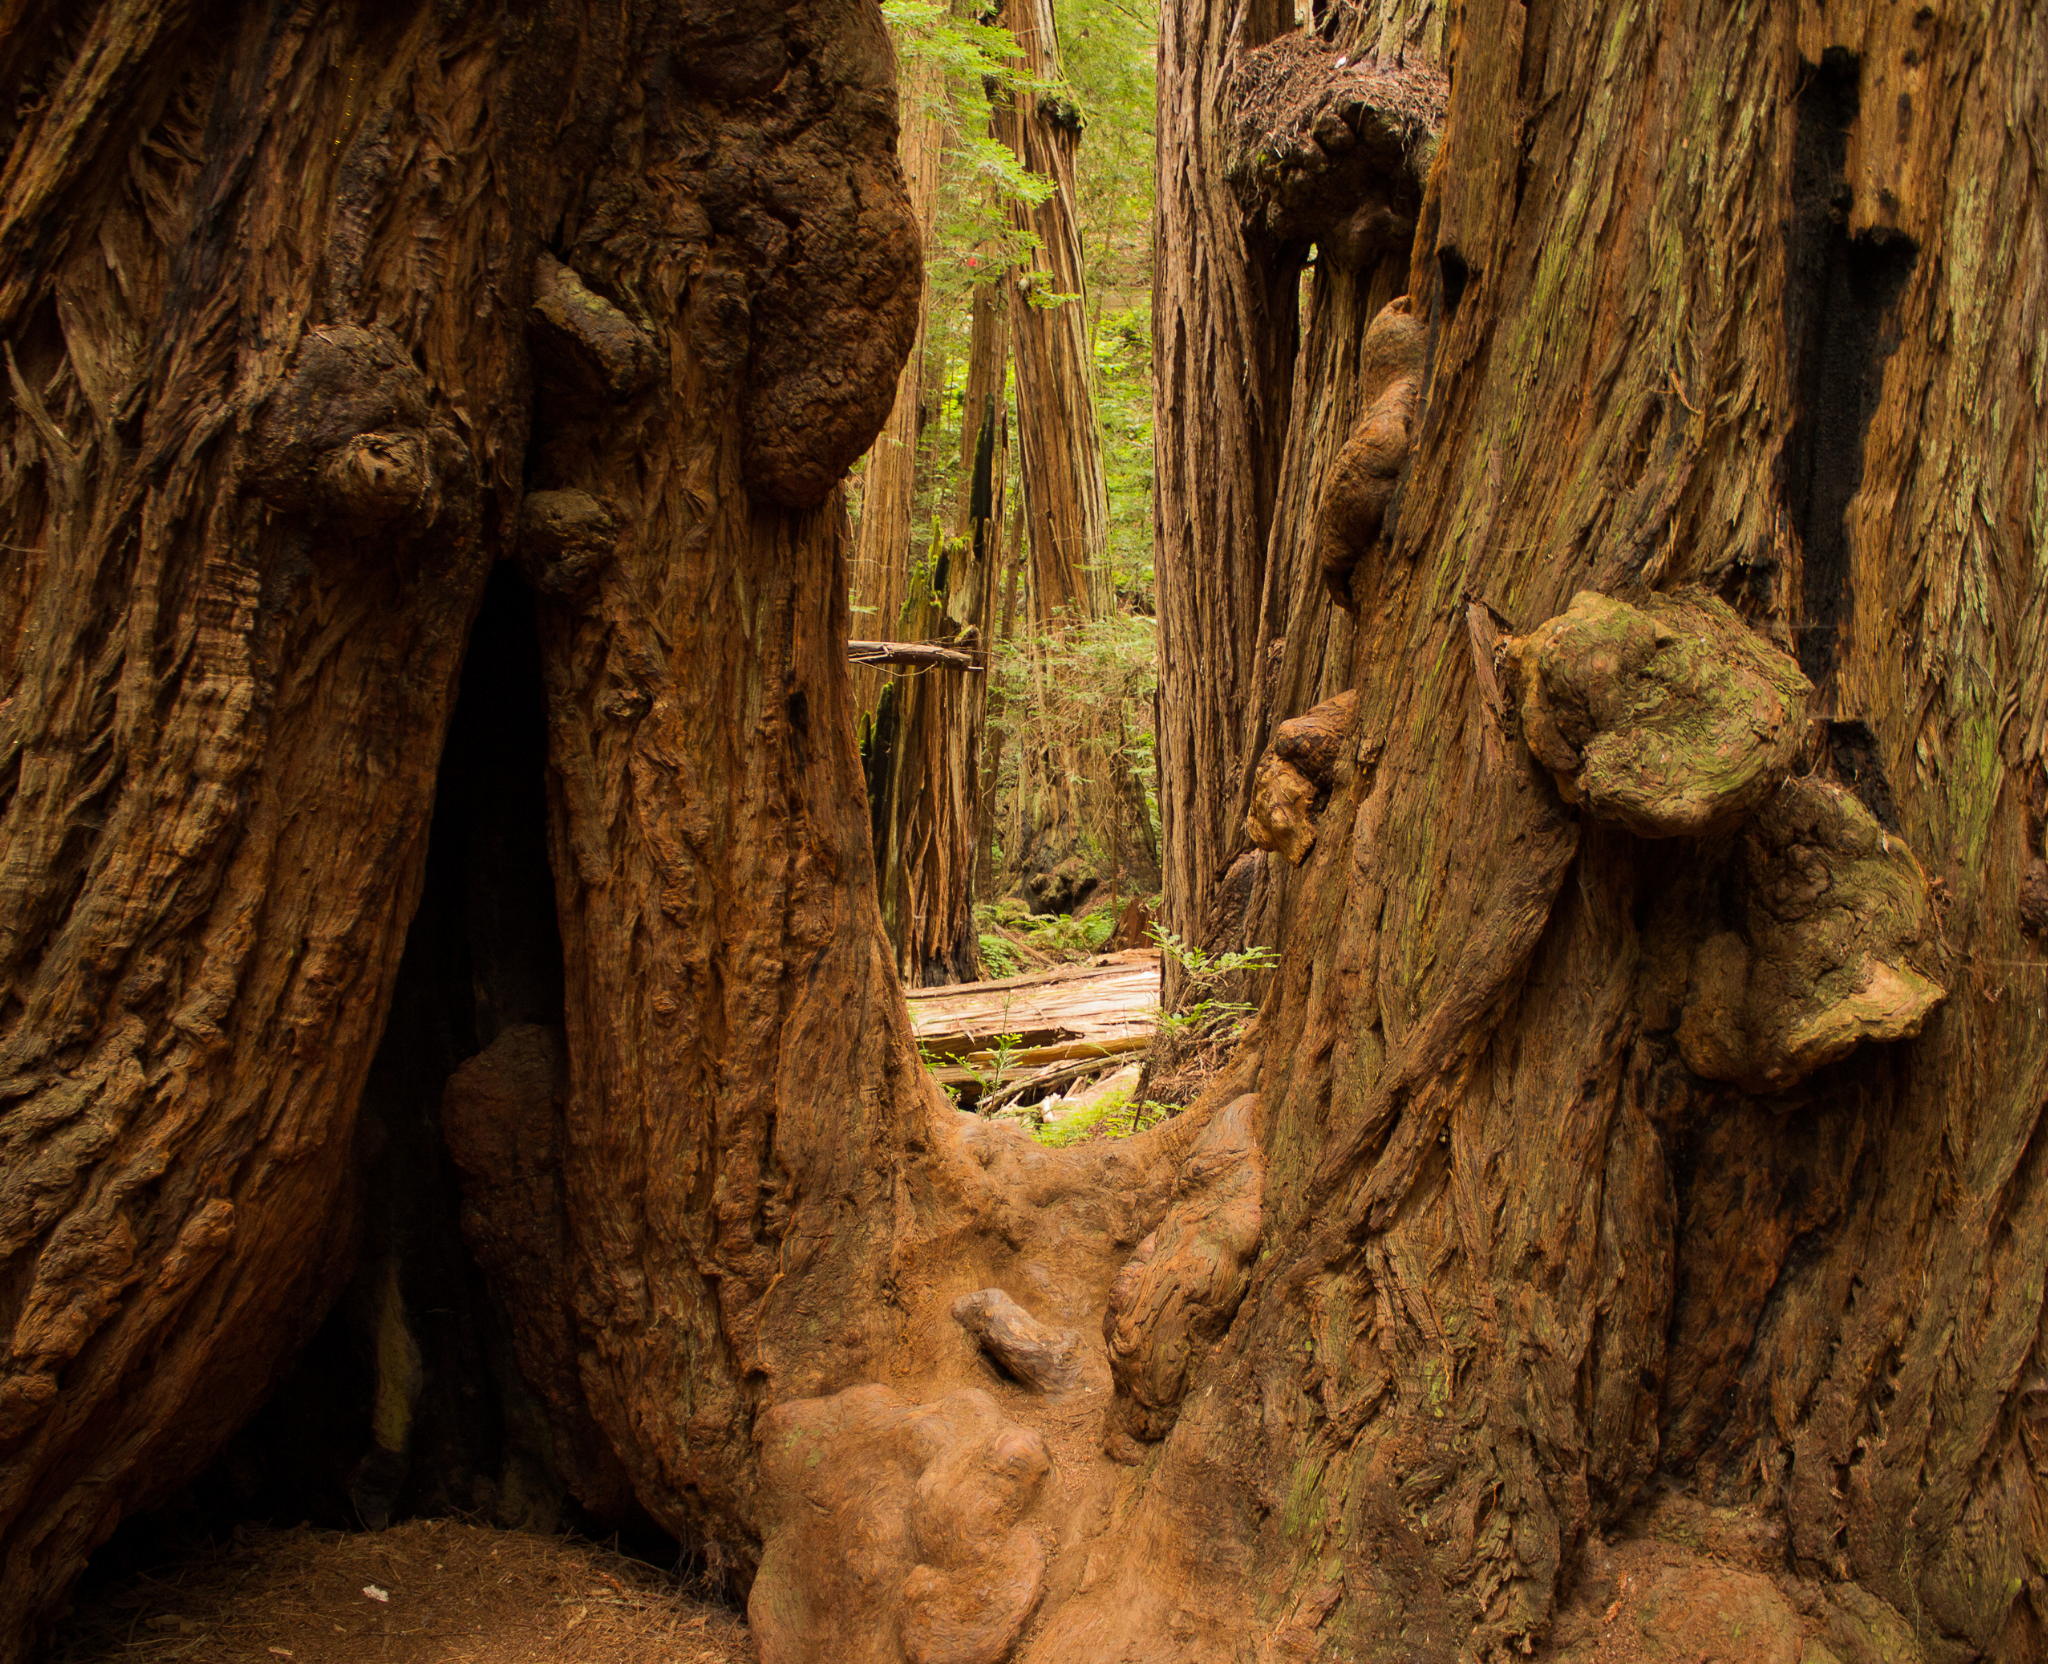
[
  {"left": 873, "top": 289, "right": 1011, "bottom": 985},
  {"left": 1167, "top": 11, "right": 1445, "bottom": 997},
  {"left": 11, "top": 6, "right": 2048, "bottom": 1664},
  {"left": 1149, "top": 0, "right": 1297, "bottom": 984},
  {"left": 1046, "top": 1, "right": 2047, "bottom": 1658},
  {"left": 0, "top": 0, "right": 917, "bottom": 1650}
]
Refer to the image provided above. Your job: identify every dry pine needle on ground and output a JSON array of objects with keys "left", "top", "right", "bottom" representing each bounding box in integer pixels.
[{"left": 43, "top": 1519, "right": 751, "bottom": 1664}]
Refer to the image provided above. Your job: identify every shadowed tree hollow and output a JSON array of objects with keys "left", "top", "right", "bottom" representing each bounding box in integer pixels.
[{"left": 1, "top": 6, "right": 2045, "bottom": 1664}]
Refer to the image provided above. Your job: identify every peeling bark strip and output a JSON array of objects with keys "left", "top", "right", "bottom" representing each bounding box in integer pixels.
[{"left": 0, "top": 0, "right": 917, "bottom": 1648}]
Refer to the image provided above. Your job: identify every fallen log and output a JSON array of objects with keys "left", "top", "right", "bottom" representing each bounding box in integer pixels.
[
  {"left": 847, "top": 639, "right": 981, "bottom": 671},
  {"left": 926, "top": 1035, "right": 1155, "bottom": 1100},
  {"left": 906, "top": 953, "right": 1160, "bottom": 1060}
]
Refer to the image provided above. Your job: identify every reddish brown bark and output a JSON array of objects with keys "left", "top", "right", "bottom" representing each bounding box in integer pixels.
[
  {"left": 873, "top": 288, "right": 1011, "bottom": 985},
  {"left": 0, "top": 0, "right": 916, "bottom": 1649},
  {"left": 9, "top": 6, "right": 2048, "bottom": 1664},
  {"left": 1148, "top": 0, "right": 1298, "bottom": 991}
]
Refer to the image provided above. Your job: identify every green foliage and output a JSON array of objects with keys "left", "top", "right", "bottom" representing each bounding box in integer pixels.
[
  {"left": 869, "top": 0, "right": 1158, "bottom": 609},
  {"left": 920, "top": 1030, "right": 1027, "bottom": 1103},
  {"left": 1029, "top": 1085, "right": 1176, "bottom": 1146},
  {"left": 1025, "top": 907, "right": 1115, "bottom": 955},
  {"left": 884, "top": 0, "right": 1052, "bottom": 300},
  {"left": 1149, "top": 926, "right": 1280, "bottom": 1039},
  {"left": 978, "top": 932, "right": 1023, "bottom": 978},
  {"left": 1093, "top": 302, "right": 1154, "bottom": 595}
]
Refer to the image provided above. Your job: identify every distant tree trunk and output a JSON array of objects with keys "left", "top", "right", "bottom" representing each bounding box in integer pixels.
[
  {"left": 848, "top": 32, "right": 948, "bottom": 724},
  {"left": 873, "top": 288, "right": 1011, "bottom": 984},
  {"left": 997, "top": 0, "right": 1111, "bottom": 630},
  {"left": 978, "top": 495, "right": 1030, "bottom": 891}
]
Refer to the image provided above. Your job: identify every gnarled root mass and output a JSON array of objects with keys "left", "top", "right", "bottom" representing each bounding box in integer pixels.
[
  {"left": 750, "top": 1385, "right": 1053, "bottom": 1664},
  {"left": 1102, "top": 1094, "right": 1266, "bottom": 1455}
]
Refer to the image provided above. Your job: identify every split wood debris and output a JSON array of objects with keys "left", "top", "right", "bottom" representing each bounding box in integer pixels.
[{"left": 905, "top": 949, "right": 1161, "bottom": 1102}]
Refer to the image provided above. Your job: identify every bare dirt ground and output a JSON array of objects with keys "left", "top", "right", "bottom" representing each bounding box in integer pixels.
[{"left": 43, "top": 1519, "right": 752, "bottom": 1664}]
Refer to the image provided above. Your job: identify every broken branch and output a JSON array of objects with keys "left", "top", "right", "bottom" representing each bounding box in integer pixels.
[{"left": 846, "top": 639, "right": 981, "bottom": 671}]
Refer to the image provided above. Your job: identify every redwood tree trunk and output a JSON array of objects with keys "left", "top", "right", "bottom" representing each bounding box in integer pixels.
[
  {"left": 873, "top": 287, "right": 1011, "bottom": 985},
  {"left": 1197, "top": 8, "right": 1448, "bottom": 987},
  {"left": 848, "top": 31, "right": 947, "bottom": 723},
  {"left": 1149, "top": 0, "right": 1297, "bottom": 985},
  {"left": 1059, "top": 0, "right": 2048, "bottom": 1657},
  {"left": 0, "top": 0, "right": 918, "bottom": 1649}
]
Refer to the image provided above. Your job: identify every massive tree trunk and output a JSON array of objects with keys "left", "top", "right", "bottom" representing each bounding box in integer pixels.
[
  {"left": 1153, "top": 0, "right": 1450, "bottom": 994},
  {"left": 1083, "top": 0, "right": 2047, "bottom": 1658},
  {"left": 0, "top": 0, "right": 919, "bottom": 1649},
  {"left": 8, "top": 7, "right": 2048, "bottom": 1664},
  {"left": 1148, "top": 0, "right": 1297, "bottom": 985},
  {"left": 1183, "top": 8, "right": 1449, "bottom": 994}
]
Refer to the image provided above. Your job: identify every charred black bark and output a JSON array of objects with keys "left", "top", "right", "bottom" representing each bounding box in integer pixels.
[{"left": 1781, "top": 49, "right": 1918, "bottom": 689}]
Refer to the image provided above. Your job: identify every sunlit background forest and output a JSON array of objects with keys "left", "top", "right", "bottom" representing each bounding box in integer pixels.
[{"left": 848, "top": 0, "right": 1165, "bottom": 984}]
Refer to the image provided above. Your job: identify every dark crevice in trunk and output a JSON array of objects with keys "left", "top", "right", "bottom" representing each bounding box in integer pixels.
[
  {"left": 861, "top": 677, "right": 900, "bottom": 872},
  {"left": 1436, "top": 244, "right": 1470, "bottom": 318},
  {"left": 1824, "top": 717, "right": 1903, "bottom": 832},
  {"left": 85, "top": 563, "right": 664, "bottom": 1567},
  {"left": 1781, "top": 48, "right": 1918, "bottom": 690}
]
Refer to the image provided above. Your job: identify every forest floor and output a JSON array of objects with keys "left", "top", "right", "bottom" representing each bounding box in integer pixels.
[
  {"left": 43, "top": 1519, "right": 750, "bottom": 1664},
  {"left": 39, "top": 1495, "right": 1881, "bottom": 1664}
]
